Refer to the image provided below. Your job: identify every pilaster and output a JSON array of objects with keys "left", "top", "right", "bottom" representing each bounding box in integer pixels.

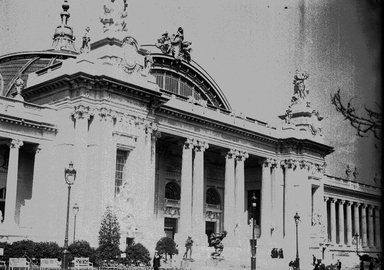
[
  {"left": 353, "top": 203, "right": 360, "bottom": 237},
  {"left": 235, "top": 150, "right": 248, "bottom": 236},
  {"left": 271, "top": 160, "right": 284, "bottom": 242},
  {"left": 374, "top": 206, "right": 381, "bottom": 247}
]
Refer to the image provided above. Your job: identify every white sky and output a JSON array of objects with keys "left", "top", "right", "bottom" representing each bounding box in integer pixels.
[{"left": 0, "top": 0, "right": 381, "bottom": 184}]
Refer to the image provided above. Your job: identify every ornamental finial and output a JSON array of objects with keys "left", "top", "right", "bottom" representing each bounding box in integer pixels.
[{"left": 291, "top": 69, "right": 309, "bottom": 106}]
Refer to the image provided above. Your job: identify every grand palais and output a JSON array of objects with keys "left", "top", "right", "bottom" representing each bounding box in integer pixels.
[{"left": 0, "top": 0, "right": 381, "bottom": 269}]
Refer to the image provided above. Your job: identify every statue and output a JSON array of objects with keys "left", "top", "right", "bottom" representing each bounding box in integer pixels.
[
  {"left": 291, "top": 70, "right": 309, "bottom": 105},
  {"left": 100, "top": 0, "right": 128, "bottom": 33},
  {"left": 144, "top": 53, "right": 154, "bottom": 75},
  {"left": 80, "top": 27, "right": 91, "bottom": 54},
  {"left": 183, "top": 236, "right": 194, "bottom": 260},
  {"left": 156, "top": 32, "right": 171, "bottom": 54},
  {"left": 208, "top": 231, "right": 227, "bottom": 258},
  {"left": 156, "top": 27, "right": 192, "bottom": 62},
  {"left": 14, "top": 77, "right": 25, "bottom": 101}
]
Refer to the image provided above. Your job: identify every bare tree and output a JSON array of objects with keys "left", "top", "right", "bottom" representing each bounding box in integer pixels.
[{"left": 331, "top": 89, "right": 382, "bottom": 140}]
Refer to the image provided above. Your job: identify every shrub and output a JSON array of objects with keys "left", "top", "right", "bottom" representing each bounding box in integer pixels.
[
  {"left": 155, "top": 237, "right": 178, "bottom": 260},
  {"left": 125, "top": 243, "right": 150, "bottom": 266},
  {"left": 68, "top": 240, "right": 96, "bottom": 263},
  {"left": 33, "top": 242, "right": 62, "bottom": 259}
]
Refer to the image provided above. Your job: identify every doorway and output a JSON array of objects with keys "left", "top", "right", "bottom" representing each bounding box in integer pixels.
[{"left": 206, "top": 221, "right": 216, "bottom": 244}]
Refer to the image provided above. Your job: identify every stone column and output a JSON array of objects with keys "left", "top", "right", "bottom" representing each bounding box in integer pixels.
[
  {"left": 179, "top": 138, "right": 194, "bottom": 240},
  {"left": 191, "top": 140, "right": 208, "bottom": 245},
  {"left": 260, "top": 158, "right": 272, "bottom": 240},
  {"left": 4, "top": 139, "right": 23, "bottom": 225},
  {"left": 271, "top": 161, "right": 284, "bottom": 242},
  {"left": 345, "top": 201, "right": 352, "bottom": 246},
  {"left": 235, "top": 151, "right": 248, "bottom": 235},
  {"left": 374, "top": 206, "right": 381, "bottom": 247},
  {"left": 282, "top": 159, "right": 296, "bottom": 240},
  {"left": 330, "top": 198, "right": 336, "bottom": 243},
  {"left": 224, "top": 149, "right": 236, "bottom": 238},
  {"left": 368, "top": 205, "right": 374, "bottom": 247},
  {"left": 353, "top": 203, "right": 360, "bottom": 236},
  {"left": 361, "top": 204, "right": 368, "bottom": 247},
  {"left": 324, "top": 196, "right": 329, "bottom": 240},
  {"left": 338, "top": 200, "right": 345, "bottom": 245}
]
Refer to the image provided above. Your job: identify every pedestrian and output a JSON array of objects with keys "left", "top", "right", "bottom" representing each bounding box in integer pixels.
[
  {"left": 288, "top": 260, "right": 294, "bottom": 270},
  {"left": 336, "top": 259, "right": 342, "bottom": 270},
  {"left": 369, "top": 258, "right": 374, "bottom": 270},
  {"left": 152, "top": 250, "right": 161, "bottom": 270}
]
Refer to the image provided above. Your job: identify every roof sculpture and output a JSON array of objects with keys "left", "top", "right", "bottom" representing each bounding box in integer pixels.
[
  {"left": 156, "top": 27, "right": 192, "bottom": 62},
  {"left": 100, "top": 0, "right": 129, "bottom": 33}
]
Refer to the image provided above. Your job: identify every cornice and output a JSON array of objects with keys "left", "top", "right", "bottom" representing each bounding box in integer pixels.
[{"left": 0, "top": 114, "right": 57, "bottom": 133}]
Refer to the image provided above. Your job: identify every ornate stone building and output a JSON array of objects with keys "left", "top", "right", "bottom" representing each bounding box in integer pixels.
[{"left": 0, "top": 1, "right": 381, "bottom": 269}]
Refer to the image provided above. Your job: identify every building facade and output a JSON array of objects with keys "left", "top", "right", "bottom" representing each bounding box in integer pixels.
[{"left": 0, "top": 1, "right": 381, "bottom": 269}]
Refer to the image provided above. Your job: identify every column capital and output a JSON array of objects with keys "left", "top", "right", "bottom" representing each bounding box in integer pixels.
[
  {"left": 280, "top": 158, "right": 297, "bottom": 169},
  {"left": 345, "top": 201, "right": 352, "bottom": 206},
  {"left": 338, "top": 199, "right": 346, "bottom": 205},
  {"left": 183, "top": 138, "right": 194, "bottom": 150},
  {"left": 297, "top": 159, "right": 311, "bottom": 170},
  {"left": 236, "top": 150, "right": 248, "bottom": 162},
  {"left": 9, "top": 139, "right": 23, "bottom": 149},
  {"left": 226, "top": 149, "right": 236, "bottom": 159},
  {"left": 33, "top": 144, "right": 42, "bottom": 154},
  {"left": 194, "top": 140, "right": 209, "bottom": 152},
  {"left": 72, "top": 104, "right": 94, "bottom": 120},
  {"left": 329, "top": 198, "right": 336, "bottom": 203},
  {"left": 324, "top": 196, "right": 329, "bottom": 202},
  {"left": 263, "top": 157, "right": 277, "bottom": 168},
  {"left": 144, "top": 121, "right": 158, "bottom": 135},
  {"left": 354, "top": 202, "right": 361, "bottom": 207},
  {"left": 98, "top": 107, "right": 117, "bottom": 122},
  {"left": 361, "top": 203, "right": 367, "bottom": 209},
  {"left": 374, "top": 205, "right": 381, "bottom": 211}
]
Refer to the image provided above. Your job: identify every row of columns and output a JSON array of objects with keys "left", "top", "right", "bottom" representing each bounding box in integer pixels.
[
  {"left": 178, "top": 138, "right": 250, "bottom": 246},
  {"left": 325, "top": 197, "right": 381, "bottom": 248}
]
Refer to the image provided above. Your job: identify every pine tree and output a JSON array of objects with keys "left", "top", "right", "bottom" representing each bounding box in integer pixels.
[{"left": 97, "top": 207, "right": 121, "bottom": 261}]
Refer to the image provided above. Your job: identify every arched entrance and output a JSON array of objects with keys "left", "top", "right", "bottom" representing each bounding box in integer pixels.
[{"left": 164, "top": 181, "right": 181, "bottom": 239}]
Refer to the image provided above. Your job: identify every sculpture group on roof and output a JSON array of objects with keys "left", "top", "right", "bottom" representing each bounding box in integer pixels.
[
  {"left": 100, "top": 0, "right": 129, "bottom": 33},
  {"left": 156, "top": 27, "right": 192, "bottom": 62},
  {"left": 291, "top": 69, "right": 309, "bottom": 106}
]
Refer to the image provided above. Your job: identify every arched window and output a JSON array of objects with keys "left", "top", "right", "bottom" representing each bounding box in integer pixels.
[
  {"left": 165, "top": 182, "right": 180, "bottom": 200},
  {"left": 206, "top": 188, "right": 220, "bottom": 205}
]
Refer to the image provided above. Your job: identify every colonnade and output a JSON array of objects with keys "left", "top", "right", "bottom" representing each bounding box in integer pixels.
[{"left": 325, "top": 196, "right": 381, "bottom": 248}]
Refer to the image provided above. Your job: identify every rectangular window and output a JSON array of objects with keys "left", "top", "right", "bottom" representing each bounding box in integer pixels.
[{"left": 115, "top": 149, "right": 128, "bottom": 197}]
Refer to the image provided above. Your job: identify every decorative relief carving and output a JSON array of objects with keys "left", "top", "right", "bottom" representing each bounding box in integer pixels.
[
  {"left": 164, "top": 206, "right": 180, "bottom": 217},
  {"left": 72, "top": 105, "right": 94, "bottom": 120},
  {"left": 353, "top": 167, "right": 359, "bottom": 180},
  {"left": 206, "top": 211, "right": 220, "bottom": 221},
  {"left": 144, "top": 120, "right": 158, "bottom": 135},
  {"left": 99, "top": 107, "right": 117, "bottom": 122},
  {"left": 280, "top": 159, "right": 297, "bottom": 170},
  {"left": 345, "top": 165, "right": 352, "bottom": 179}
]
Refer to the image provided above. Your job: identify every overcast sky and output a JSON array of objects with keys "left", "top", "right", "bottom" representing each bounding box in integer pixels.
[{"left": 0, "top": 0, "right": 381, "bottom": 184}]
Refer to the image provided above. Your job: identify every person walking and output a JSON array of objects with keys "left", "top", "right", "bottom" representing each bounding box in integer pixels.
[
  {"left": 153, "top": 250, "right": 161, "bottom": 270},
  {"left": 336, "top": 259, "right": 342, "bottom": 270},
  {"left": 183, "top": 236, "right": 194, "bottom": 260}
]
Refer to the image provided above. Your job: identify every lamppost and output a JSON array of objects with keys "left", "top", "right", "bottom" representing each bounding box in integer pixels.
[
  {"left": 250, "top": 193, "right": 257, "bottom": 270},
  {"left": 73, "top": 203, "right": 79, "bottom": 242},
  {"left": 353, "top": 233, "right": 359, "bottom": 254},
  {"left": 294, "top": 212, "right": 301, "bottom": 270},
  {"left": 63, "top": 162, "right": 77, "bottom": 270}
]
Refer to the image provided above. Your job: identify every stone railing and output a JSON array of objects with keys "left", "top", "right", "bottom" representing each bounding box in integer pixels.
[{"left": 324, "top": 174, "right": 381, "bottom": 196}]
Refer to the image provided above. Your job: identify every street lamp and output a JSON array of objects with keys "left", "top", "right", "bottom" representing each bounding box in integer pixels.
[
  {"left": 73, "top": 203, "right": 79, "bottom": 242},
  {"left": 63, "top": 162, "right": 77, "bottom": 270},
  {"left": 250, "top": 193, "right": 257, "bottom": 270},
  {"left": 294, "top": 212, "right": 301, "bottom": 270},
  {"left": 353, "top": 233, "right": 359, "bottom": 254}
]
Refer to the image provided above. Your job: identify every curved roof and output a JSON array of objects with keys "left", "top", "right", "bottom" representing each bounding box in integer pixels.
[
  {"left": 0, "top": 50, "right": 76, "bottom": 97},
  {"left": 143, "top": 44, "right": 231, "bottom": 111}
]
